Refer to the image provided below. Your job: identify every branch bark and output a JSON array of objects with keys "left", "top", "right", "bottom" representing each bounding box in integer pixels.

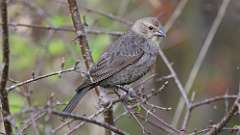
[
  {"left": 67, "top": 0, "right": 94, "bottom": 69},
  {"left": 206, "top": 97, "right": 239, "bottom": 135},
  {"left": 50, "top": 109, "right": 127, "bottom": 135},
  {"left": 0, "top": 0, "right": 12, "bottom": 134},
  {"left": 66, "top": 1, "right": 115, "bottom": 135}
]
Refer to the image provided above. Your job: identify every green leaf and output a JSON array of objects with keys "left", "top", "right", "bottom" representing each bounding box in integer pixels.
[{"left": 48, "top": 39, "right": 65, "bottom": 55}]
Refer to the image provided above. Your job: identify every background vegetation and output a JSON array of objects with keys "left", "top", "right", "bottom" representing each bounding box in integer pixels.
[{"left": 0, "top": 0, "right": 240, "bottom": 135}]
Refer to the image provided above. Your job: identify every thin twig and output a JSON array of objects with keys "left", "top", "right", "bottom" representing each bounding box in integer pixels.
[
  {"left": 164, "top": 0, "right": 189, "bottom": 32},
  {"left": 206, "top": 81, "right": 240, "bottom": 135},
  {"left": 2, "top": 22, "right": 123, "bottom": 36},
  {"left": 189, "top": 127, "right": 240, "bottom": 135},
  {"left": 0, "top": 0, "right": 12, "bottom": 134},
  {"left": 25, "top": 88, "right": 40, "bottom": 135},
  {"left": 159, "top": 0, "right": 192, "bottom": 115},
  {"left": 125, "top": 106, "right": 148, "bottom": 134},
  {"left": 137, "top": 114, "right": 175, "bottom": 134},
  {"left": 2, "top": 106, "right": 127, "bottom": 135},
  {"left": 158, "top": 47, "right": 191, "bottom": 108},
  {"left": 206, "top": 99, "right": 239, "bottom": 135},
  {"left": 173, "top": 0, "right": 232, "bottom": 127},
  {"left": 224, "top": 90, "right": 230, "bottom": 114},
  {"left": 49, "top": 109, "right": 127, "bottom": 135},
  {"left": 7, "top": 67, "right": 76, "bottom": 92},
  {"left": 20, "top": 112, "right": 46, "bottom": 134},
  {"left": 79, "top": 6, "right": 132, "bottom": 26},
  {"left": 181, "top": 92, "right": 196, "bottom": 131},
  {"left": 64, "top": 107, "right": 105, "bottom": 135},
  {"left": 140, "top": 105, "right": 182, "bottom": 135},
  {"left": 51, "top": 119, "right": 74, "bottom": 134},
  {"left": 191, "top": 95, "right": 238, "bottom": 109}
]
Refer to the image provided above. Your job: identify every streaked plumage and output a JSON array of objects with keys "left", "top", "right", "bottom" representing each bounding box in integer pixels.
[{"left": 63, "top": 17, "right": 166, "bottom": 113}]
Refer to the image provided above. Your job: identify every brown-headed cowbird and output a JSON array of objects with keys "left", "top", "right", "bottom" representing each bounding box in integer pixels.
[{"left": 63, "top": 17, "right": 166, "bottom": 113}]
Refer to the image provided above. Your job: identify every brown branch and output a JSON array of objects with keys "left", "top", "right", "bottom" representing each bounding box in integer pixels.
[
  {"left": 205, "top": 82, "right": 240, "bottom": 135},
  {"left": 67, "top": 0, "right": 99, "bottom": 95},
  {"left": 173, "top": 0, "right": 232, "bottom": 127},
  {"left": 49, "top": 109, "right": 127, "bottom": 135},
  {"left": 3, "top": 107, "right": 127, "bottom": 135},
  {"left": 103, "top": 107, "right": 114, "bottom": 135},
  {"left": 137, "top": 114, "right": 177, "bottom": 134},
  {"left": 0, "top": 0, "right": 12, "bottom": 134},
  {"left": 7, "top": 67, "right": 76, "bottom": 92},
  {"left": 64, "top": 107, "right": 105, "bottom": 134},
  {"left": 79, "top": 6, "right": 132, "bottom": 26},
  {"left": 140, "top": 105, "right": 182, "bottom": 135},
  {"left": 189, "top": 127, "right": 240, "bottom": 135},
  {"left": 66, "top": 2, "right": 122, "bottom": 135},
  {"left": 206, "top": 98, "right": 239, "bottom": 135},
  {"left": 67, "top": 0, "right": 93, "bottom": 68},
  {"left": 191, "top": 95, "right": 238, "bottom": 109},
  {"left": 2, "top": 22, "right": 123, "bottom": 36},
  {"left": 181, "top": 92, "right": 196, "bottom": 132},
  {"left": 20, "top": 112, "right": 46, "bottom": 133},
  {"left": 159, "top": 1, "right": 192, "bottom": 116},
  {"left": 158, "top": 47, "right": 191, "bottom": 108}
]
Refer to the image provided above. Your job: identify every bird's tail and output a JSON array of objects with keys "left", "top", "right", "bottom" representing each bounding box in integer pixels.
[{"left": 63, "top": 85, "right": 93, "bottom": 113}]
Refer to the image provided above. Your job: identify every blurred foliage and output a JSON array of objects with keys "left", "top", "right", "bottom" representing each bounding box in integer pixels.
[
  {"left": 10, "top": 35, "right": 38, "bottom": 70},
  {"left": 9, "top": 93, "right": 24, "bottom": 113},
  {"left": 89, "top": 35, "right": 111, "bottom": 61},
  {"left": 48, "top": 15, "right": 70, "bottom": 27},
  {"left": 48, "top": 39, "right": 65, "bottom": 55}
]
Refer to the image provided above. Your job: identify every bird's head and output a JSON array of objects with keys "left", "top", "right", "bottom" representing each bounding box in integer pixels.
[{"left": 131, "top": 17, "right": 166, "bottom": 39}]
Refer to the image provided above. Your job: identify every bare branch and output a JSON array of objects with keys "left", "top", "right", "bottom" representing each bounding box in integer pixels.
[
  {"left": 181, "top": 92, "right": 196, "bottom": 131},
  {"left": 0, "top": 0, "right": 12, "bottom": 133},
  {"left": 164, "top": 0, "right": 189, "bottom": 32},
  {"left": 191, "top": 95, "right": 238, "bottom": 109},
  {"left": 173, "top": 0, "right": 232, "bottom": 127},
  {"left": 7, "top": 67, "right": 76, "bottom": 92},
  {"left": 64, "top": 107, "right": 105, "bottom": 135},
  {"left": 1, "top": 22, "right": 123, "bottom": 36},
  {"left": 67, "top": 0, "right": 93, "bottom": 68},
  {"left": 49, "top": 109, "right": 127, "bottom": 135},
  {"left": 158, "top": 47, "right": 191, "bottom": 108},
  {"left": 160, "top": 0, "right": 192, "bottom": 114},
  {"left": 206, "top": 98, "right": 239, "bottom": 135},
  {"left": 79, "top": 6, "right": 132, "bottom": 26},
  {"left": 140, "top": 105, "right": 182, "bottom": 135}
]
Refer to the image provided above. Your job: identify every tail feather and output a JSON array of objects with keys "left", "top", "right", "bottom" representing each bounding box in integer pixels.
[{"left": 63, "top": 86, "right": 92, "bottom": 113}]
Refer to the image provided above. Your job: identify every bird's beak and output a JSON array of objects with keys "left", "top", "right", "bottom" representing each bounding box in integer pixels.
[{"left": 154, "top": 28, "right": 166, "bottom": 37}]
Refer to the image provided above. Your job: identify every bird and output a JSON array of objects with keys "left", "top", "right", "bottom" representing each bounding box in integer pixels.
[{"left": 63, "top": 17, "right": 166, "bottom": 113}]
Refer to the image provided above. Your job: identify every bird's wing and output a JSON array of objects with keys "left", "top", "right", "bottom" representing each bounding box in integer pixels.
[
  {"left": 89, "top": 50, "right": 144, "bottom": 83},
  {"left": 89, "top": 33, "right": 145, "bottom": 83}
]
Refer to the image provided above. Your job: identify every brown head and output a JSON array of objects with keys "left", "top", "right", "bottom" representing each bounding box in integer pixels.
[{"left": 131, "top": 17, "right": 166, "bottom": 39}]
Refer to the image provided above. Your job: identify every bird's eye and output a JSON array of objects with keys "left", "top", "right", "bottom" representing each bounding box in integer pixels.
[{"left": 148, "top": 26, "right": 154, "bottom": 30}]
